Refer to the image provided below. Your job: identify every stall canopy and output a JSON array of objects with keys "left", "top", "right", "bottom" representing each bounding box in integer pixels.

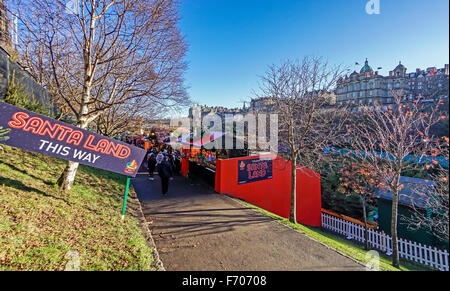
[{"left": 168, "top": 132, "right": 227, "bottom": 148}]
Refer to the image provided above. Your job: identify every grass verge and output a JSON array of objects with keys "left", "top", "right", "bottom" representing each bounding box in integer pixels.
[
  {"left": 234, "top": 198, "right": 434, "bottom": 271},
  {"left": 0, "top": 145, "right": 156, "bottom": 271}
]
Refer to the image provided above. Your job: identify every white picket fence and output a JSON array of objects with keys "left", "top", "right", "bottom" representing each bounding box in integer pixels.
[{"left": 321, "top": 213, "right": 449, "bottom": 271}]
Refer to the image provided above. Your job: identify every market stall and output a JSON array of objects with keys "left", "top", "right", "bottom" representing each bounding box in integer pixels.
[{"left": 178, "top": 132, "right": 249, "bottom": 186}]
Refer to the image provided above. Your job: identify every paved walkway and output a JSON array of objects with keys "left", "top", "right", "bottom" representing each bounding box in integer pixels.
[{"left": 133, "top": 169, "right": 365, "bottom": 271}]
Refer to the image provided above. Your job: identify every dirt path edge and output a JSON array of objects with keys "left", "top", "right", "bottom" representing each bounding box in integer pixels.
[{"left": 129, "top": 187, "right": 166, "bottom": 271}]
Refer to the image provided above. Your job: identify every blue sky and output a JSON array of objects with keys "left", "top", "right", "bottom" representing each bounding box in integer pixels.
[{"left": 179, "top": 0, "right": 449, "bottom": 110}]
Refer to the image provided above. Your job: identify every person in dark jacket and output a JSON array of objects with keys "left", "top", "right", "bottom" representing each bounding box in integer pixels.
[
  {"left": 147, "top": 153, "right": 157, "bottom": 181},
  {"left": 157, "top": 156, "right": 173, "bottom": 195},
  {"left": 173, "top": 155, "right": 181, "bottom": 175}
]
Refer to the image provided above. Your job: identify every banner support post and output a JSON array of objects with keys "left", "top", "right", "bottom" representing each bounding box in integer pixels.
[{"left": 121, "top": 177, "right": 131, "bottom": 220}]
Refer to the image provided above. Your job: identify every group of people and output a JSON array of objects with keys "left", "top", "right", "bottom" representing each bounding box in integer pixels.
[{"left": 145, "top": 145, "right": 182, "bottom": 196}]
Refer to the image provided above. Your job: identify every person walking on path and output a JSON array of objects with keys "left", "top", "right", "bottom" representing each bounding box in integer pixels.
[
  {"left": 147, "top": 153, "right": 157, "bottom": 181},
  {"left": 173, "top": 154, "right": 181, "bottom": 175},
  {"left": 157, "top": 156, "right": 173, "bottom": 195},
  {"left": 156, "top": 152, "right": 164, "bottom": 165}
]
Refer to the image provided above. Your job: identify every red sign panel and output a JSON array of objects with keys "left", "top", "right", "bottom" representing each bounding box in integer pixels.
[{"left": 237, "top": 157, "right": 273, "bottom": 185}]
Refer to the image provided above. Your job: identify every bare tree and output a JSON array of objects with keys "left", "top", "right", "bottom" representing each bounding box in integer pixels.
[
  {"left": 256, "top": 57, "right": 348, "bottom": 224},
  {"left": 338, "top": 160, "right": 382, "bottom": 250},
  {"left": 406, "top": 138, "right": 449, "bottom": 243},
  {"left": 349, "top": 91, "right": 447, "bottom": 268},
  {"left": 94, "top": 104, "right": 139, "bottom": 138},
  {"left": 10, "top": 0, "right": 189, "bottom": 190},
  {"left": 94, "top": 97, "right": 163, "bottom": 137}
]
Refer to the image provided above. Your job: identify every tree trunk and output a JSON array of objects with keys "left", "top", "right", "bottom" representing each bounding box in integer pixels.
[
  {"left": 362, "top": 195, "right": 369, "bottom": 250},
  {"left": 58, "top": 161, "right": 80, "bottom": 191},
  {"left": 289, "top": 154, "right": 297, "bottom": 224},
  {"left": 57, "top": 11, "right": 96, "bottom": 191},
  {"left": 57, "top": 119, "right": 88, "bottom": 191},
  {"left": 391, "top": 175, "right": 401, "bottom": 268}
]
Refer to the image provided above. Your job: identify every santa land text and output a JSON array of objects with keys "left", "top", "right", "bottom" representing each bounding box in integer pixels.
[{"left": 0, "top": 102, "right": 146, "bottom": 177}]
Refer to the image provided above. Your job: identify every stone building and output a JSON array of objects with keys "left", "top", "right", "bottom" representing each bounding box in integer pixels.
[
  {"left": 188, "top": 105, "right": 248, "bottom": 120},
  {"left": 336, "top": 59, "right": 449, "bottom": 111},
  {"left": 0, "top": 0, "right": 12, "bottom": 51},
  {"left": 189, "top": 90, "right": 337, "bottom": 119},
  {"left": 249, "top": 97, "right": 276, "bottom": 112}
]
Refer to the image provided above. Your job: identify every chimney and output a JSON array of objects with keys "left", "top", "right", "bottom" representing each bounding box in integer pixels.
[{"left": 389, "top": 71, "right": 394, "bottom": 77}]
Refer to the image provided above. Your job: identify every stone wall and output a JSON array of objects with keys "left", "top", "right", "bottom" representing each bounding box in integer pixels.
[{"left": 0, "top": 46, "right": 52, "bottom": 111}]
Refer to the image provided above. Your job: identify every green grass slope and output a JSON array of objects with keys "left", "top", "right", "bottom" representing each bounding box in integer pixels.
[{"left": 0, "top": 146, "right": 155, "bottom": 271}]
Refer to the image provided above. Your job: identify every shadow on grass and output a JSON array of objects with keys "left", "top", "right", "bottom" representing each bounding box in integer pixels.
[
  {"left": 0, "top": 160, "right": 58, "bottom": 186},
  {"left": 0, "top": 176, "right": 113, "bottom": 218},
  {"left": 0, "top": 176, "right": 69, "bottom": 202},
  {"left": 2, "top": 157, "right": 126, "bottom": 186}
]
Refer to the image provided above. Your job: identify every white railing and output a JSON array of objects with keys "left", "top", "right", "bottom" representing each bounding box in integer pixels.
[{"left": 321, "top": 212, "right": 449, "bottom": 271}]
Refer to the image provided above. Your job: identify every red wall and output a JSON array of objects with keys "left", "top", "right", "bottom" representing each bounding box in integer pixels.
[
  {"left": 215, "top": 154, "right": 322, "bottom": 227},
  {"left": 181, "top": 157, "right": 189, "bottom": 177}
]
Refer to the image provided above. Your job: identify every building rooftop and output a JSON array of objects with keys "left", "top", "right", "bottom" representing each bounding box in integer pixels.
[
  {"left": 360, "top": 59, "right": 373, "bottom": 73},
  {"left": 376, "top": 176, "right": 437, "bottom": 209}
]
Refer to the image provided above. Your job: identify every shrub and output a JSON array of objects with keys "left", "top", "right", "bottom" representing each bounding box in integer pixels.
[
  {"left": 3, "top": 71, "right": 50, "bottom": 116},
  {"left": 0, "top": 126, "right": 10, "bottom": 142}
]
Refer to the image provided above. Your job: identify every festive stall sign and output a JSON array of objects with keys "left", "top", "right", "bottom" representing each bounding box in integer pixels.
[
  {"left": 238, "top": 157, "right": 273, "bottom": 185},
  {"left": 0, "top": 102, "right": 146, "bottom": 177}
]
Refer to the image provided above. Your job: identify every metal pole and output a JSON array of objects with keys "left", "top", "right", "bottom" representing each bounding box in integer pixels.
[{"left": 121, "top": 177, "right": 131, "bottom": 220}]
